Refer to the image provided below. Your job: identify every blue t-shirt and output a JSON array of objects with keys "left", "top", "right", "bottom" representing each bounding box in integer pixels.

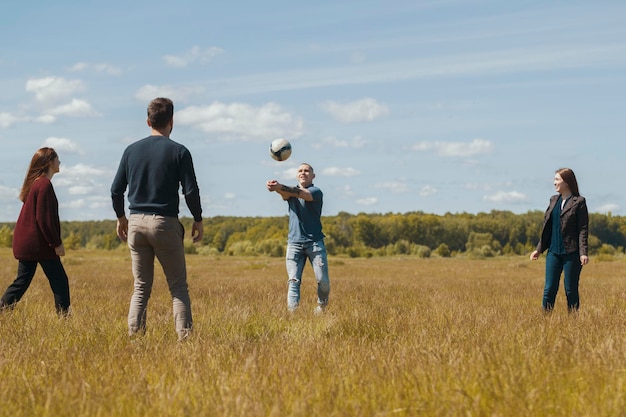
[{"left": 287, "top": 184, "right": 324, "bottom": 243}]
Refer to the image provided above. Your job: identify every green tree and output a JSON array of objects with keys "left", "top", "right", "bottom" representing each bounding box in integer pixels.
[
  {"left": 0, "top": 225, "right": 13, "bottom": 248},
  {"left": 102, "top": 232, "right": 121, "bottom": 250},
  {"left": 435, "top": 243, "right": 451, "bottom": 257},
  {"left": 466, "top": 231, "right": 501, "bottom": 256},
  {"left": 353, "top": 215, "right": 385, "bottom": 248},
  {"left": 64, "top": 231, "right": 82, "bottom": 250}
]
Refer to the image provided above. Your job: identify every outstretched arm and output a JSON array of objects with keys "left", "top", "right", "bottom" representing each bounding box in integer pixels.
[{"left": 266, "top": 180, "right": 313, "bottom": 201}]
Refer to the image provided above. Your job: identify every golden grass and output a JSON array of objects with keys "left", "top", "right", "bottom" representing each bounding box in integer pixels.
[{"left": 1, "top": 247, "right": 625, "bottom": 416}]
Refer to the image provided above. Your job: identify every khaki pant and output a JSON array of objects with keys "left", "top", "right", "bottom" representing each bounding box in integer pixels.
[{"left": 127, "top": 214, "right": 192, "bottom": 340}]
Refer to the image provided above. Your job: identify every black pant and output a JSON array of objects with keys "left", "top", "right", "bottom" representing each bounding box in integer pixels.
[{"left": 1, "top": 259, "right": 71, "bottom": 315}]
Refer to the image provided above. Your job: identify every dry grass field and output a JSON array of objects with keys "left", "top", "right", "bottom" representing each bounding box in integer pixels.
[{"left": 0, "top": 247, "right": 625, "bottom": 417}]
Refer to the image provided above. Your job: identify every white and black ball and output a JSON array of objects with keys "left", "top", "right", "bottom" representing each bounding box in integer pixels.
[{"left": 269, "top": 138, "right": 292, "bottom": 161}]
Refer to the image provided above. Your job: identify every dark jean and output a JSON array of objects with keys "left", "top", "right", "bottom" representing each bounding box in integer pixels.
[
  {"left": 543, "top": 251, "right": 582, "bottom": 311},
  {"left": 1, "top": 259, "right": 71, "bottom": 315}
]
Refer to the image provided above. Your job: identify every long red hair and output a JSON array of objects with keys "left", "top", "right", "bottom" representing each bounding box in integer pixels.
[{"left": 19, "top": 147, "right": 58, "bottom": 203}]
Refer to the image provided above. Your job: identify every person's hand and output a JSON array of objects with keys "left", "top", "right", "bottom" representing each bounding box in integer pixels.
[
  {"left": 192, "top": 221, "right": 204, "bottom": 243},
  {"left": 580, "top": 255, "right": 589, "bottom": 266},
  {"left": 530, "top": 250, "right": 540, "bottom": 261},
  {"left": 266, "top": 180, "right": 279, "bottom": 192},
  {"left": 55, "top": 243, "right": 65, "bottom": 257},
  {"left": 117, "top": 216, "right": 129, "bottom": 242}
]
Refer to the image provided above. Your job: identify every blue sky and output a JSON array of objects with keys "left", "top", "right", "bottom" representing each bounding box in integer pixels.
[{"left": 1, "top": 1, "right": 625, "bottom": 222}]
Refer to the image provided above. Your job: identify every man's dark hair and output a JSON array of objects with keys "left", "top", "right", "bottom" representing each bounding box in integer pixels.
[{"left": 147, "top": 97, "right": 174, "bottom": 129}]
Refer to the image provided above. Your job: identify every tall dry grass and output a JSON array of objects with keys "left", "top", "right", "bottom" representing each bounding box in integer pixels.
[{"left": 0, "top": 247, "right": 625, "bottom": 416}]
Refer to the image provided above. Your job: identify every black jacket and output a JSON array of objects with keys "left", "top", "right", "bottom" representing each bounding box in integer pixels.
[{"left": 535, "top": 194, "right": 589, "bottom": 256}]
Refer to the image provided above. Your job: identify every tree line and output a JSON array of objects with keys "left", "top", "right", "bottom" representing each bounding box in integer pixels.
[{"left": 1, "top": 210, "right": 624, "bottom": 258}]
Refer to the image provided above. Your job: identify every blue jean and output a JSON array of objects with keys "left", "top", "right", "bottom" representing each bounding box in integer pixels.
[
  {"left": 1, "top": 259, "right": 71, "bottom": 315},
  {"left": 286, "top": 240, "right": 330, "bottom": 310},
  {"left": 127, "top": 214, "right": 192, "bottom": 339},
  {"left": 543, "top": 251, "right": 582, "bottom": 311}
]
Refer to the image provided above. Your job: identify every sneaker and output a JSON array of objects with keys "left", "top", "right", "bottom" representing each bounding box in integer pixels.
[{"left": 178, "top": 328, "right": 192, "bottom": 342}]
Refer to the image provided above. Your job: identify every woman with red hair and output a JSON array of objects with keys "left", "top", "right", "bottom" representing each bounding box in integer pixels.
[{"left": 0, "top": 147, "right": 71, "bottom": 315}]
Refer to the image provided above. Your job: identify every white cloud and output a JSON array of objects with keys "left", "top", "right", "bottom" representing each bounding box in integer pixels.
[
  {"left": 61, "top": 198, "right": 87, "bottom": 209},
  {"left": 43, "top": 137, "right": 83, "bottom": 154},
  {"left": 176, "top": 101, "right": 303, "bottom": 141},
  {"left": 58, "top": 193, "right": 111, "bottom": 214},
  {"left": 351, "top": 136, "right": 368, "bottom": 148},
  {"left": 69, "top": 62, "right": 122, "bottom": 75},
  {"left": 465, "top": 182, "right": 493, "bottom": 191},
  {"left": 25, "top": 76, "right": 85, "bottom": 103},
  {"left": 420, "top": 185, "right": 438, "bottom": 197},
  {"left": 340, "top": 185, "right": 356, "bottom": 197},
  {"left": 276, "top": 166, "right": 298, "bottom": 181},
  {"left": 69, "top": 62, "right": 88, "bottom": 71},
  {"left": 0, "top": 112, "right": 22, "bottom": 128},
  {"left": 595, "top": 203, "right": 620, "bottom": 214},
  {"left": 0, "top": 184, "right": 18, "bottom": 200},
  {"left": 356, "top": 197, "right": 378, "bottom": 206},
  {"left": 321, "top": 167, "right": 360, "bottom": 177},
  {"left": 61, "top": 163, "right": 110, "bottom": 177},
  {"left": 88, "top": 196, "right": 111, "bottom": 210},
  {"left": 79, "top": 193, "right": 113, "bottom": 210},
  {"left": 412, "top": 142, "right": 433, "bottom": 152},
  {"left": 483, "top": 191, "right": 529, "bottom": 204},
  {"left": 374, "top": 181, "right": 409, "bottom": 194},
  {"left": 53, "top": 164, "right": 113, "bottom": 217},
  {"left": 320, "top": 98, "right": 389, "bottom": 123},
  {"left": 163, "top": 46, "right": 224, "bottom": 68},
  {"left": 54, "top": 164, "right": 111, "bottom": 188},
  {"left": 134, "top": 84, "right": 207, "bottom": 103},
  {"left": 1, "top": 111, "right": 66, "bottom": 127},
  {"left": 413, "top": 138, "right": 493, "bottom": 157},
  {"left": 311, "top": 135, "right": 368, "bottom": 150},
  {"left": 49, "top": 99, "right": 98, "bottom": 117},
  {"left": 35, "top": 115, "right": 56, "bottom": 124},
  {"left": 68, "top": 186, "right": 92, "bottom": 195},
  {"left": 442, "top": 139, "right": 493, "bottom": 157},
  {"left": 313, "top": 136, "right": 348, "bottom": 149}
]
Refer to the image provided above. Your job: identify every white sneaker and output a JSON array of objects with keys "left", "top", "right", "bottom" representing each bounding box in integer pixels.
[
  {"left": 314, "top": 305, "right": 326, "bottom": 315},
  {"left": 178, "top": 328, "right": 192, "bottom": 342}
]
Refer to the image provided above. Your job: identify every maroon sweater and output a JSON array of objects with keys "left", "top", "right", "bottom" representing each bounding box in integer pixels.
[{"left": 12, "top": 177, "right": 63, "bottom": 261}]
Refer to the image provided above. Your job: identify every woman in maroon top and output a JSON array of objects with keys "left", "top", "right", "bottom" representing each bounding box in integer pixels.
[{"left": 1, "top": 147, "right": 71, "bottom": 315}]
